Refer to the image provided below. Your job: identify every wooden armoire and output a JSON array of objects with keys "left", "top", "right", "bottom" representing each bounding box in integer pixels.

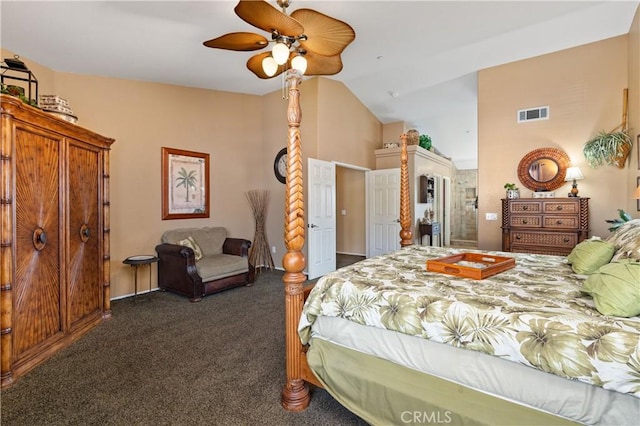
[{"left": 0, "top": 94, "right": 114, "bottom": 388}]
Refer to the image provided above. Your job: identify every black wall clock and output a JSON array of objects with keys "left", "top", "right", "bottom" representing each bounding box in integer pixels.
[{"left": 274, "top": 147, "right": 287, "bottom": 184}]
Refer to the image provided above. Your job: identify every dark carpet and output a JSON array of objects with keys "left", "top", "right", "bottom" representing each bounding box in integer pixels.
[{"left": 0, "top": 270, "right": 367, "bottom": 426}]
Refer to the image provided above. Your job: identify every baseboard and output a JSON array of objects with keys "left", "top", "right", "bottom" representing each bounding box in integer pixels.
[{"left": 336, "top": 251, "right": 366, "bottom": 257}]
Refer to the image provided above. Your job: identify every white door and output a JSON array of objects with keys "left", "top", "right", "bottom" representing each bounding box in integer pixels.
[
  {"left": 307, "top": 158, "right": 336, "bottom": 280},
  {"left": 367, "top": 168, "right": 401, "bottom": 257}
]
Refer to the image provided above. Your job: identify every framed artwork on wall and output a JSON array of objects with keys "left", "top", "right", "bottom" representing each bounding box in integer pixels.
[
  {"left": 637, "top": 134, "right": 640, "bottom": 170},
  {"left": 161, "top": 147, "right": 210, "bottom": 220}
]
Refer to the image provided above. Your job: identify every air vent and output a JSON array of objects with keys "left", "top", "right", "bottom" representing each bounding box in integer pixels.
[{"left": 517, "top": 106, "right": 549, "bottom": 123}]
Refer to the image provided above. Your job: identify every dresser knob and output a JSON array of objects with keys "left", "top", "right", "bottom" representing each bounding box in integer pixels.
[
  {"left": 556, "top": 206, "right": 562, "bottom": 211},
  {"left": 522, "top": 219, "right": 528, "bottom": 224},
  {"left": 557, "top": 220, "right": 562, "bottom": 225},
  {"left": 563, "top": 238, "right": 570, "bottom": 243},
  {"left": 523, "top": 206, "right": 528, "bottom": 210},
  {"left": 515, "top": 235, "right": 521, "bottom": 240}
]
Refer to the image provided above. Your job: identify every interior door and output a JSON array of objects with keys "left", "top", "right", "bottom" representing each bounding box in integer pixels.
[
  {"left": 367, "top": 168, "right": 401, "bottom": 257},
  {"left": 307, "top": 158, "right": 336, "bottom": 280}
]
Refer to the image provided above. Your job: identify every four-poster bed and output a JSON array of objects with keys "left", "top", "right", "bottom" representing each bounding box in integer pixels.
[{"left": 279, "top": 71, "right": 640, "bottom": 425}]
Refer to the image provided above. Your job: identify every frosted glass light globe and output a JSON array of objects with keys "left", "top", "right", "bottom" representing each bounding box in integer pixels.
[
  {"left": 272, "top": 42, "right": 290, "bottom": 65},
  {"left": 262, "top": 56, "right": 278, "bottom": 77},
  {"left": 291, "top": 55, "right": 307, "bottom": 74}
]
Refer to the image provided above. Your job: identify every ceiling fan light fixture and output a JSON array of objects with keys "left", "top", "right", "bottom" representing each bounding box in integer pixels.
[
  {"left": 291, "top": 53, "right": 307, "bottom": 75},
  {"left": 272, "top": 42, "right": 290, "bottom": 65},
  {"left": 262, "top": 56, "right": 278, "bottom": 77}
]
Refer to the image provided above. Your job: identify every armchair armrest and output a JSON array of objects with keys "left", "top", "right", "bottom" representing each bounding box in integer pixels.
[
  {"left": 223, "top": 238, "right": 251, "bottom": 257},
  {"left": 155, "top": 243, "right": 204, "bottom": 302}
]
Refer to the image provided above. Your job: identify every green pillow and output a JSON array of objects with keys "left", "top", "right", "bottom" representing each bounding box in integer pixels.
[
  {"left": 178, "top": 236, "right": 203, "bottom": 261},
  {"left": 567, "top": 238, "right": 615, "bottom": 274},
  {"left": 582, "top": 260, "right": 640, "bottom": 317}
]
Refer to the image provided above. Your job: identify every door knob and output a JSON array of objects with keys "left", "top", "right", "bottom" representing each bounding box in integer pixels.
[
  {"left": 32, "top": 227, "right": 47, "bottom": 251},
  {"left": 308, "top": 224, "right": 318, "bottom": 228},
  {"left": 80, "top": 224, "right": 90, "bottom": 242}
]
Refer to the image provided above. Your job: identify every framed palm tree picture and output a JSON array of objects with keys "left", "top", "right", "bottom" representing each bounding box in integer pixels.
[{"left": 161, "top": 147, "right": 210, "bottom": 220}]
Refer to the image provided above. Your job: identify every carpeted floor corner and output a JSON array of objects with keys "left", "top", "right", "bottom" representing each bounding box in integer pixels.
[{"left": 0, "top": 270, "right": 367, "bottom": 426}]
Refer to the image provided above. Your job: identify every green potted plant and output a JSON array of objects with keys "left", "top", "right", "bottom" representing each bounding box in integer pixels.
[
  {"left": 605, "top": 209, "right": 632, "bottom": 232},
  {"left": 419, "top": 134, "right": 432, "bottom": 150},
  {"left": 504, "top": 183, "right": 519, "bottom": 199},
  {"left": 583, "top": 129, "right": 632, "bottom": 169}
]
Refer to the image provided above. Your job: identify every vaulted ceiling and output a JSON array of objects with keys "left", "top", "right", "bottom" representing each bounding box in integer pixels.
[{"left": 2, "top": 1, "right": 638, "bottom": 169}]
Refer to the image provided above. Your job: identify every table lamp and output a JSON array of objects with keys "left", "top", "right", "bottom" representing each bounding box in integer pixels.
[{"left": 565, "top": 166, "right": 584, "bottom": 197}]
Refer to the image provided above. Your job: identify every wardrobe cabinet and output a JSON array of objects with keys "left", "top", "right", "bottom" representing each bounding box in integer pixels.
[{"left": 0, "top": 95, "right": 114, "bottom": 388}]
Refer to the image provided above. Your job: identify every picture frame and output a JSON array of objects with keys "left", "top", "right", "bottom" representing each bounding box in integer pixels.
[
  {"left": 161, "top": 147, "right": 210, "bottom": 220},
  {"left": 637, "top": 134, "right": 640, "bottom": 170}
]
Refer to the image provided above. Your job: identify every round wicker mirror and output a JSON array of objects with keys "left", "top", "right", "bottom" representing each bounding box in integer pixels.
[{"left": 517, "top": 147, "right": 570, "bottom": 192}]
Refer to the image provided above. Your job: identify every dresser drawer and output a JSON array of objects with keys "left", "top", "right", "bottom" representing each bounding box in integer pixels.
[
  {"left": 542, "top": 201, "right": 579, "bottom": 214},
  {"left": 543, "top": 215, "right": 579, "bottom": 229},
  {"left": 510, "top": 216, "right": 541, "bottom": 227},
  {"left": 509, "top": 201, "right": 541, "bottom": 213},
  {"left": 511, "top": 231, "right": 577, "bottom": 248}
]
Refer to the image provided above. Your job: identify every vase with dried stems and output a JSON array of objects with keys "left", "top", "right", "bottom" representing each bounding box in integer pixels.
[{"left": 246, "top": 189, "right": 274, "bottom": 273}]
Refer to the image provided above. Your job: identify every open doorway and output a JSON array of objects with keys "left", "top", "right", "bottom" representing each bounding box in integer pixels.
[
  {"left": 335, "top": 165, "right": 366, "bottom": 267},
  {"left": 451, "top": 169, "right": 478, "bottom": 248}
]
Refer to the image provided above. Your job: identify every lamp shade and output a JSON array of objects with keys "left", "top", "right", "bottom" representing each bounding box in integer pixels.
[
  {"left": 262, "top": 56, "right": 278, "bottom": 77},
  {"left": 272, "top": 42, "right": 290, "bottom": 65},
  {"left": 565, "top": 166, "right": 584, "bottom": 181},
  {"left": 633, "top": 185, "right": 640, "bottom": 199}
]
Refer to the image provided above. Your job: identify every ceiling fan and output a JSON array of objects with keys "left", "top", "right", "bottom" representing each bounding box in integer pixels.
[{"left": 203, "top": 0, "right": 355, "bottom": 79}]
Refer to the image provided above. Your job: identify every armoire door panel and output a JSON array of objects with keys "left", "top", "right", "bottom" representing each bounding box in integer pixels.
[
  {"left": 14, "top": 124, "right": 62, "bottom": 359},
  {"left": 68, "top": 142, "right": 102, "bottom": 325}
]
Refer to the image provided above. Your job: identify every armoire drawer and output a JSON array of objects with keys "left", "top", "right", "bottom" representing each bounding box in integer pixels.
[
  {"left": 510, "top": 216, "right": 542, "bottom": 227},
  {"left": 542, "top": 201, "right": 579, "bottom": 214},
  {"left": 511, "top": 231, "right": 577, "bottom": 248},
  {"left": 509, "top": 201, "right": 542, "bottom": 214},
  {"left": 543, "top": 215, "right": 579, "bottom": 229}
]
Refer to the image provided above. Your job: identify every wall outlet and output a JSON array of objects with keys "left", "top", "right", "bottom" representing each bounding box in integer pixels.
[
  {"left": 271, "top": 246, "right": 276, "bottom": 254},
  {"left": 485, "top": 212, "right": 498, "bottom": 221}
]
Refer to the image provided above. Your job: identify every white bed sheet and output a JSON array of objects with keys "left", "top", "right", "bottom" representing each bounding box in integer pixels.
[{"left": 312, "top": 315, "right": 640, "bottom": 426}]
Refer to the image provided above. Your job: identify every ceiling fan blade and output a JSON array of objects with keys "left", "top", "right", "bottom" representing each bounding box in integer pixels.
[
  {"left": 235, "top": 0, "right": 303, "bottom": 36},
  {"left": 247, "top": 52, "right": 286, "bottom": 79},
  {"left": 203, "top": 32, "right": 269, "bottom": 51},
  {"left": 303, "top": 52, "right": 344, "bottom": 76},
  {"left": 290, "top": 9, "right": 355, "bottom": 57}
]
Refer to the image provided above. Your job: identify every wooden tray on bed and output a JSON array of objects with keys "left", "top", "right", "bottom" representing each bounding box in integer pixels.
[{"left": 426, "top": 252, "right": 515, "bottom": 279}]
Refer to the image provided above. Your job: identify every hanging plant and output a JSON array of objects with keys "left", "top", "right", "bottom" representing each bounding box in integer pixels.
[
  {"left": 583, "top": 129, "right": 632, "bottom": 168},
  {"left": 583, "top": 88, "right": 632, "bottom": 169}
]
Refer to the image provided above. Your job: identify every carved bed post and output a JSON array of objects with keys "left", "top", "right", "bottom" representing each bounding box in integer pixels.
[
  {"left": 399, "top": 133, "right": 413, "bottom": 246},
  {"left": 281, "top": 69, "right": 311, "bottom": 411}
]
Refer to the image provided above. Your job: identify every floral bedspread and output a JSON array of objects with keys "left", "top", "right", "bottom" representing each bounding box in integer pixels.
[{"left": 299, "top": 246, "right": 640, "bottom": 398}]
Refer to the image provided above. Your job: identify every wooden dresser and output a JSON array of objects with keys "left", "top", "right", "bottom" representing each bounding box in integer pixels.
[
  {"left": 0, "top": 95, "right": 114, "bottom": 388},
  {"left": 501, "top": 197, "right": 589, "bottom": 255}
]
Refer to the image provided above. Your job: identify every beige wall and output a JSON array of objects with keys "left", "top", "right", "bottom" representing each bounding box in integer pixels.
[
  {"left": 2, "top": 48, "right": 380, "bottom": 297},
  {"left": 627, "top": 8, "right": 640, "bottom": 215},
  {"left": 336, "top": 167, "right": 366, "bottom": 255},
  {"left": 478, "top": 35, "right": 633, "bottom": 250}
]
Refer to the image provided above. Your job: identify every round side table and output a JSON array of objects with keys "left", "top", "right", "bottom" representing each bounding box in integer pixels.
[{"left": 123, "top": 255, "right": 159, "bottom": 303}]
